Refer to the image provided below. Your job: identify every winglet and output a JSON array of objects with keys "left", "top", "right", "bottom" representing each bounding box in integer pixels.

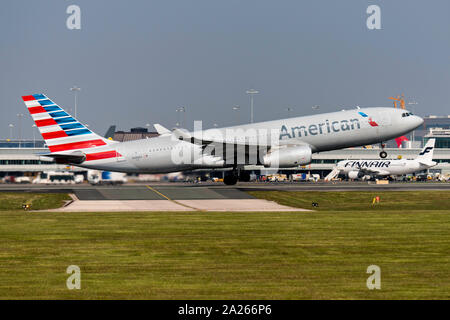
[
  {"left": 172, "top": 128, "right": 192, "bottom": 140},
  {"left": 153, "top": 124, "right": 171, "bottom": 135}
]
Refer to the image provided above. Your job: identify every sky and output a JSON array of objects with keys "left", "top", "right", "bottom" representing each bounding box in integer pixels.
[{"left": 1, "top": 0, "right": 450, "bottom": 139}]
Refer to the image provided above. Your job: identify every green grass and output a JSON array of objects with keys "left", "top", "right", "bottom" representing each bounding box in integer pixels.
[
  {"left": 0, "top": 192, "right": 71, "bottom": 211},
  {"left": 0, "top": 191, "right": 448, "bottom": 299},
  {"left": 247, "top": 190, "right": 450, "bottom": 211}
]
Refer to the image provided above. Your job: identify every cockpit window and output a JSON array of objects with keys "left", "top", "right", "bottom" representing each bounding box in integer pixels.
[{"left": 402, "top": 112, "right": 412, "bottom": 117}]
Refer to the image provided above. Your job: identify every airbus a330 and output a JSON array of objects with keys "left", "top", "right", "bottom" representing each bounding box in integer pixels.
[{"left": 22, "top": 94, "right": 423, "bottom": 185}]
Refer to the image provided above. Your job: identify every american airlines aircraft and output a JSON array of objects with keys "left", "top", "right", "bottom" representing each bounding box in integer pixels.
[
  {"left": 329, "top": 139, "right": 436, "bottom": 180},
  {"left": 22, "top": 94, "right": 423, "bottom": 185}
]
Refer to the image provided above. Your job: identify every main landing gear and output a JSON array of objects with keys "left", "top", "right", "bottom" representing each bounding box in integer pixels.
[
  {"left": 379, "top": 143, "right": 387, "bottom": 158},
  {"left": 223, "top": 168, "right": 250, "bottom": 185},
  {"left": 224, "top": 174, "right": 238, "bottom": 185}
]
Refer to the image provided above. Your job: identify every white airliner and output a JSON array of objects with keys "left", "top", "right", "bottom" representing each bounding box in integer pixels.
[
  {"left": 22, "top": 94, "right": 423, "bottom": 185},
  {"left": 329, "top": 139, "right": 436, "bottom": 180}
]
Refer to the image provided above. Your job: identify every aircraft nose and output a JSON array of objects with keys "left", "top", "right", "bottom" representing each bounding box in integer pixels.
[{"left": 413, "top": 115, "right": 424, "bottom": 128}]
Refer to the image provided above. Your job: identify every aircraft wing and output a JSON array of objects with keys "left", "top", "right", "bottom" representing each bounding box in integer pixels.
[
  {"left": 172, "top": 128, "right": 313, "bottom": 165},
  {"left": 172, "top": 128, "right": 301, "bottom": 148}
]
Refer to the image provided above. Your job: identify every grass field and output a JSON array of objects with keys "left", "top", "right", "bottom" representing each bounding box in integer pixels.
[
  {"left": 0, "top": 192, "right": 71, "bottom": 211},
  {"left": 0, "top": 191, "right": 448, "bottom": 299},
  {"left": 247, "top": 190, "right": 450, "bottom": 211}
]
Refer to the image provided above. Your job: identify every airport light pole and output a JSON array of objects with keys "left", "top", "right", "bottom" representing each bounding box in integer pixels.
[
  {"left": 286, "top": 107, "right": 293, "bottom": 117},
  {"left": 246, "top": 89, "right": 259, "bottom": 123},
  {"left": 232, "top": 105, "right": 240, "bottom": 124},
  {"left": 70, "top": 86, "right": 81, "bottom": 118},
  {"left": 32, "top": 124, "right": 37, "bottom": 148},
  {"left": 8, "top": 124, "right": 14, "bottom": 141},
  {"left": 176, "top": 106, "right": 186, "bottom": 128},
  {"left": 17, "top": 113, "right": 23, "bottom": 148}
]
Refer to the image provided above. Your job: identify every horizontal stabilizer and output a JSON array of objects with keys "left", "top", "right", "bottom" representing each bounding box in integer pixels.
[
  {"left": 418, "top": 160, "right": 437, "bottom": 167},
  {"left": 41, "top": 151, "right": 86, "bottom": 164}
]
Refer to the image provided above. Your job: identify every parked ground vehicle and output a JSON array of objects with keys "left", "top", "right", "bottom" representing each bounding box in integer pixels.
[
  {"left": 291, "top": 173, "right": 320, "bottom": 182},
  {"left": 88, "top": 170, "right": 127, "bottom": 185},
  {"left": 32, "top": 171, "right": 83, "bottom": 184},
  {"left": 15, "top": 176, "right": 31, "bottom": 183}
]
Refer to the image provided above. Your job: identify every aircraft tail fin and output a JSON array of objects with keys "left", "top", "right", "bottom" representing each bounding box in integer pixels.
[
  {"left": 104, "top": 125, "right": 116, "bottom": 140},
  {"left": 416, "top": 139, "right": 435, "bottom": 162},
  {"left": 22, "top": 94, "right": 115, "bottom": 153}
]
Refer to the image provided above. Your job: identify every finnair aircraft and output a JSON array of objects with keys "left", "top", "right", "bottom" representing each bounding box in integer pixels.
[
  {"left": 22, "top": 94, "right": 423, "bottom": 185},
  {"left": 330, "top": 139, "right": 436, "bottom": 180}
]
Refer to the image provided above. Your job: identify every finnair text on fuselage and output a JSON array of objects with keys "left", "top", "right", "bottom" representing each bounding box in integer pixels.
[{"left": 345, "top": 160, "right": 391, "bottom": 168}]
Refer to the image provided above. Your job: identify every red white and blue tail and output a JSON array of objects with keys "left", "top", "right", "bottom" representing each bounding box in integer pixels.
[{"left": 22, "top": 94, "right": 116, "bottom": 158}]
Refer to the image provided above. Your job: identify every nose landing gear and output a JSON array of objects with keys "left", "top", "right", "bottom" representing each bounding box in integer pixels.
[{"left": 379, "top": 143, "right": 387, "bottom": 158}]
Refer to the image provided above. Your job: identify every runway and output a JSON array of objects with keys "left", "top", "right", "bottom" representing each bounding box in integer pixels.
[
  {"left": 57, "top": 185, "right": 304, "bottom": 212},
  {"left": 1, "top": 182, "right": 448, "bottom": 211},
  {"left": 0, "top": 183, "right": 304, "bottom": 212},
  {"left": 0, "top": 181, "right": 449, "bottom": 199}
]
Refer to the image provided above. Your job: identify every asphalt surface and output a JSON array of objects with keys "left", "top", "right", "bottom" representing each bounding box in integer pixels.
[{"left": 0, "top": 183, "right": 255, "bottom": 200}]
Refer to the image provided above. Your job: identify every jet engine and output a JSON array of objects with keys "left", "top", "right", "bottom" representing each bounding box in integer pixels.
[
  {"left": 348, "top": 170, "right": 365, "bottom": 180},
  {"left": 263, "top": 145, "right": 312, "bottom": 168}
]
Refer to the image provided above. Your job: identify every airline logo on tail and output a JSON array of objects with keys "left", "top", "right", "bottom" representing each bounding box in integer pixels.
[
  {"left": 22, "top": 94, "right": 119, "bottom": 161},
  {"left": 419, "top": 146, "right": 433, "bottom": 156},
  {"left": 415, "top": 139, "right": 436, "bottom": 167}
]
